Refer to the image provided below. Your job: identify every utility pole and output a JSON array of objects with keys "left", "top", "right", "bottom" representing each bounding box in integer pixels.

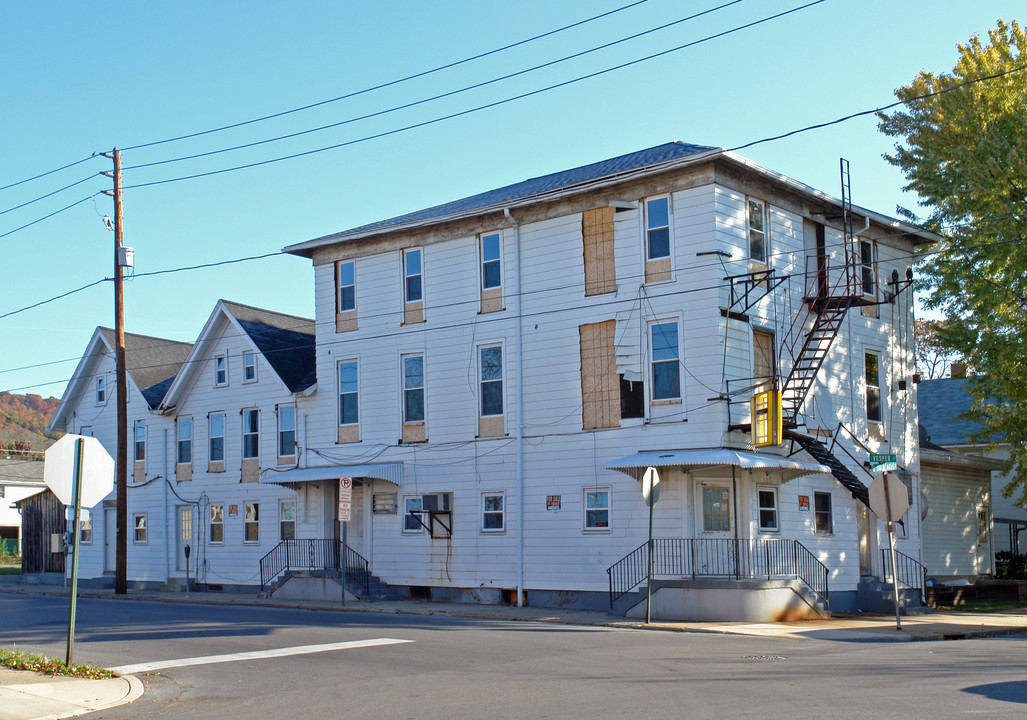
[{"left": 101, "top": 149, "right": 128, "bottom": 595}]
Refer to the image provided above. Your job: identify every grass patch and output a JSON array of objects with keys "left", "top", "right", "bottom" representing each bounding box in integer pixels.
[
  {"left": 0, "top": 649, "right": 114, "bottom": 679},
  {"left": 0, "top": 567, "right": 22, "bottom": 575},
  {"left": 934, "top": 600, "right": 1026, "bottom": 613}
]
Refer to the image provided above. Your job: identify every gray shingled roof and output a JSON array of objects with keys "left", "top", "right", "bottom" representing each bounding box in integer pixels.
[
  {"left": 918, "top": 377, "right": 1001, "bottom": 446},
  {"left": 99, "top": 328, "right": 193, "bottom": 409},
  {"left": 222, "top": 301, "right": 316, "bottom": 393},
  {"left": 310, "top": 141, "right": 717, "bottom": 242}
]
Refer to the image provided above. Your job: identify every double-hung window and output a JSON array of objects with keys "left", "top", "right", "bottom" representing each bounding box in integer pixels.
[
  {"left": 338, "top": 260, "right": 356, "bottom": 312},
  {"left": 209, "top": 413, "right": 225, "bottom": 463},
  {"left": 278, "top": 405, "right": 296, "bottom": 459},
  {"left": 404, "top": 248, "right": 423, "bottom": 303},
  {"left": 134, "top": 513, "right": 147, "bottom": 543},
  {"left": 403, "top": 496, "right": 423, "bottom": 533},
  {"left": 338, "top": 361, "right": 359, "bottom": 426},
  {"left": 814, "top": 492, "right": 833, "bottom": 534},
  {"left": 95, "top": 376, "right": 106, "bottom": 404},
  {"left": 645, "top": 196, "right": 670, "bottom": 260},
  {"left": 242, "top": 409, "right": 259, "bottom": 459},
  {"left": 243, "top": 351, "right": 256, "bottom": 382},
  {"left": 482, "top": 492, "right": 505, "bottom": 532},
  {"left": 584, "top": 488, "right": 610, "bottom": 530},
  {"left": 245, "top": 502, "right": 259, "bottom": 542},
  {"left": 403, "top": 355, "right": 425, "bottom": 423},
  {"left": 651, "top": 322, "right": 680, "bottom": 401},
  {"left": 480, "top": 232, "right": 502, "bottom": 290},
  {"left": 79, "top": 510, "right": 92, "bottom": 543},
  {"left": 214, "top": 355, "right": 227, "bottom": 386},
  {"left": 758, "top": 487, "right": 779, "bottom": 532},
  {"left": 210, "top": 504, "right": 224, "bottom": 543},
  {"left": 177, "top": 417, "right": 192, "bottom": 464},
  {"left": 861, "top": 239, "right": 877, "bottom": 295},
  {"left": 479, "top": 345, "right": 503, "bottom": 417},
  {"left": 134, "top": 421, "right": 146, "bottom": 462},
  {"left": 865, "top": 352, "right": 882, "bottom": 424},
  {"left": 747, "top": 198, "right": 768, "bottom": 263},
  {"left": 280, "top": 500, "right": 296, "bottom": 540}
]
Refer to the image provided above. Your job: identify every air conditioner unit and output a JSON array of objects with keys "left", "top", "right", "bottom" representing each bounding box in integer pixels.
[{"left": 421, "top": 492, "right": 452, "bottom": 513}]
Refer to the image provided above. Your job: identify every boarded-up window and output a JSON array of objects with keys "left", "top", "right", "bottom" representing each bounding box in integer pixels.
[
  {"left": 753, "top": 329, "right": 776, "bottom": 387},
  {"left": 580, "top": 320, "right": 619, "bottom": 429},
  {"left": 582, "top": 207, "right": 617, "bottom": 296}
]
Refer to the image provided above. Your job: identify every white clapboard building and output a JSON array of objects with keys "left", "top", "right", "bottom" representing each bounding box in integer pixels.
[{"left": 274, "top": 142, "right": 938, "bottom": 619}]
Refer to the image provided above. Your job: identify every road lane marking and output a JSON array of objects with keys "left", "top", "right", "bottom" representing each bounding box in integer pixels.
[{"left": 109, "top": 637, "right": 414, "bottom": 674}]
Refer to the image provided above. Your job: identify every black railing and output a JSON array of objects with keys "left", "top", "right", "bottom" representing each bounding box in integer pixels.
[
  {"left": 880, "top": 549, "right": 927, "bottom": 604},
  {"left": 259, "top": 539, "right": 370, "bottom": 598},
  {"left": 607, "top": 538, "right": 829, "bottom": 609}
]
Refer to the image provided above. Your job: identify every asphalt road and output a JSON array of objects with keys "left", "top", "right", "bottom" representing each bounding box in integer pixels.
[{"left": 1, "top": 594, "right": 1025, "bottom": 719}]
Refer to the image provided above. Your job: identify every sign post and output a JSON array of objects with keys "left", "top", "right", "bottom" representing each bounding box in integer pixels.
[
  {"left": 641, "top": 467, "right": 661, "bottom": 625},
  {"left": 868, "top": 469, "right": 911, "bottom": 631},
  {"left": 43, "top": 434, "right": 114, "bottom": 667},
  {"left": 338, "top": 477, "right": 352, "bottom": 606}
]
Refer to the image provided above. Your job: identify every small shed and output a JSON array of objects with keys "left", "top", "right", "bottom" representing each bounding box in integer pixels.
[{"left": 15, "top": 488, "right": 65, "bottom": 574}]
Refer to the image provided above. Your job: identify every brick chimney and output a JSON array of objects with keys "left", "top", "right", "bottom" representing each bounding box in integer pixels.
[{"left": 950, "top": 362, "right": 966, "bottom": 378}]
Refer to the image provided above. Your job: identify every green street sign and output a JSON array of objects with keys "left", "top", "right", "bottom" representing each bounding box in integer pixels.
[{"left": 870, "top": 453, "right": 897, "bottom": 472}]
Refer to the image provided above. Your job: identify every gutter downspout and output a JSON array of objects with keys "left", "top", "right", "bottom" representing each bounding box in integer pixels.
[
  {"left": 505, "top": 207, "right": 525, "bottom": 607},
  {"left": 162, "top": 427, "right": 170, "bottom": 583}
]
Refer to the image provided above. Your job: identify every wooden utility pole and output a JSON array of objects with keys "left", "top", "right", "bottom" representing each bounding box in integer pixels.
[{"left": 101, "top": 149, "right": 128, "bottom": 595}]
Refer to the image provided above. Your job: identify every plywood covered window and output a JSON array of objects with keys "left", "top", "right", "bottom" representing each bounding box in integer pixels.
[
  {"left": 582, "top": 207, "right": 616, "bottom": 296},
  {"left": 579, "top": 320, "right": 619, "bottom": 429}
]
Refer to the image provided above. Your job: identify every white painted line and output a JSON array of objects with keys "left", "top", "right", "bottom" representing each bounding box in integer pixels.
[{"left": 109, "top": 637, "right": 413, "bottom": 674}]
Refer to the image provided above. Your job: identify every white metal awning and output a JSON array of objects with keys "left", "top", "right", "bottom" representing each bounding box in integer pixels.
[
  {"left": 260, "top": 463, "right": 403, "bottom": 488},
  {"left": 604, "top": 449, "right": 829, "bottom": 481}
]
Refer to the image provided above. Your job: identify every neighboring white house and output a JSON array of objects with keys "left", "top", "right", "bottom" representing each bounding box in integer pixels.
[
  {"left": 277, "top": 142, "right": 938, "bottom": 619},
  {"left": 919, "top": 377, "right": 1027, "bottom": 561}
]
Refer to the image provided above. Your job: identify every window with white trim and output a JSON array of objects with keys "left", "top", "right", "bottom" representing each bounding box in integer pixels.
[
  {"left": 214, "top": 355, "right": 227, "bottom": 386},
  {"left": 278, "top": 405, "right": 296, "bottom": 458},
  {"left": 79, "top": 509, "right": 92, "bottom": 544},
  {"left": 403, "top": 355, "right": 425, "bottom": 423},
  {"left": 210, "top": 504, "right": 224, "bottom": 543},
  {"left": 338, "top": 360, "right": 358, "bottom": 426},
  {"left": 244, "top": 502, "right": 259, "bottom": 542},
  {"left": 242, "top": 409, "right": 259, "bottom": 459},
  {"left": 404, "top": 248, "right": 423, "bottom": 303},
  {"left": 337, "top": 260, "right": 356, "bottom": 312},
  {"left": 650, "top": 322, "right": 680, "bottom": 401},
  {"left": 757, "top": 486, "right": 779, "bottom": 532},
  {"left": 747, "top": 198, "right": 768, "bottom": 262},
  {"left": 280, "top": 500, "right": 296, "bottom": 540},
  {"left": 176, "top": 417, "right": 192, "bottom": 464},
  {"left": 480, "top": 232, "right": 502, "bottom": 290},
  {"left": 243, "top": 351, "right": 257, "bottom": 382},
  {"left": 133, "top": 513, "right": 147, "bottom": 543},
  {"left": 134, "top": 421, "right": 146, "bottom": 462},
  {"left": 702, "top": 486, "right": 731, "bottom": 532},
  {"left": 645, "top": 195, "right": 670, "bottom": 260},
  {"left": 584, "top": 488, "right": 610, "bottom": 530},
  {"left": 482, "top": 492, "right": 505, "bottom": 532},
  {"left": 403, "top": 495, "right": 423, "bottom": 533},
  {"left": 865, "top": 352, "right": 882, "bottom": 424},
  {"left": 479, "top": 345, "right": 503, "bottom": 417},
  {"left": 814, "top": 491, "right": 833, "bottom": 534},
  {"left": 95, "top": 376, "right": 106, "bottom": 404},
  {"left": 209, "top": 412, "right": 225, "bottom": 462}
]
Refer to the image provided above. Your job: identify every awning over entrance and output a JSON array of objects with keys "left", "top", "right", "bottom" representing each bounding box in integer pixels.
[
  {"left": 604, "top": 449, "right": 829, "bottom": 481},
  {"left": 260, "top": 463, "right": 403, "bottom": 488}
]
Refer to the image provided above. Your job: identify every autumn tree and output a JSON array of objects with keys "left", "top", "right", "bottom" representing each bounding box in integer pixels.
[
  {"left": 914, "top": 319, "right": 958, "bottom": 379},
  {"left": 879, "top": 20, "right": 1027, "bottom": 506}
]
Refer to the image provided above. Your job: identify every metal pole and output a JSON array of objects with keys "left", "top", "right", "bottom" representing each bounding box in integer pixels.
[
  {"left": 66, "top": 438, "right": 85, "bottom": 667},
  {"left": 883, "top": 473, "right": 902, "bottom": 630},
  {"left": 646, "top": 493, "right": 654, "bottom": 624},
  {"left": 341, "top": 520, "right": 347, "bottom": 607}
]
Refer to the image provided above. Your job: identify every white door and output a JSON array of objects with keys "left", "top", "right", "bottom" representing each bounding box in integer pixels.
[
  {"left": 694, "top": 483, "right": 734, "bottom": 576},
  {"left": 104, "top": 508, "right": 116, "bottom": 573},
  {"left": 348, "top": 485, "right": 365, "bottom": 557},
  {"left": 176, "top": 506, "right": 193, "bottom": 572}
]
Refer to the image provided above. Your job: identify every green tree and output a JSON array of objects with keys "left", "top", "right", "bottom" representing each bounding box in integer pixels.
[{"left": 878, "top": 20, "right": 1027, "bottom": 507}]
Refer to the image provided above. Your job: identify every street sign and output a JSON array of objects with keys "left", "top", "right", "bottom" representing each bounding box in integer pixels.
[
  {"left": 43, "top": 434, "right": 114, "bottom": 507},
  {"left": 641, "top": 467, "right": 661, "bottom": 507},
  {"left": 869, "top": 453, "right": 897, "bottom": 473},
  {"left": 338, "top": 476, "right": 352, "bottom": 522},
  {"left": 868, "top": 472, "right": 910, "bottom": 522}
]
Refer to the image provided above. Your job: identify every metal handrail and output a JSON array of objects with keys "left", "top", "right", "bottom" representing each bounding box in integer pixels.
[
  {"left": 880, "top": 549, "right": 927, "bottom": 604},
  {"left": 607, "top": 538, "right": 829, "bottom": 609},
  {"left": 260, "top": 539, "right": 371, "bottom": 596}
]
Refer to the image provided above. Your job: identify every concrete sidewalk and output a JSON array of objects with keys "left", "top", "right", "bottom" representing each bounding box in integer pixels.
[{"left": 2, "top": 580, "right": 1026, "bottom": 720}]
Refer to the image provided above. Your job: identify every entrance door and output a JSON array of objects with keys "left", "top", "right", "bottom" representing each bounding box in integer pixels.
[
  {"left": 104, "top": 508, "right": 116, "bottom": 573},
  {"left": 176, "top": 506, "right": 193, "bottom": 572},
  {"left": 347, "top": 484, "right": 365, "bottom": 557},
  {"left": 695, "top": 483, "right": 734, "bottom": 576},
  {"left": 857, "top": 504, "right": 873, "bottom": 576}
]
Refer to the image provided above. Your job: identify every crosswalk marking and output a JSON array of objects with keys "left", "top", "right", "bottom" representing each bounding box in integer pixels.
[{"left": 109, "top": 638, "right": 414, "bottom": 674}]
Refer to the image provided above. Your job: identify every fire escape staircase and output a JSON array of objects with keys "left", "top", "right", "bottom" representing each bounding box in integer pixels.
[{"left": 785, "top": 430, "right": 871, "bottom": 508}]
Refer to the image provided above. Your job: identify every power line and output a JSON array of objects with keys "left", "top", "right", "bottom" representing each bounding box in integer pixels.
[
  {"left": 119, "top": 1, "right": 652, "bottom": 152},
  {"left": 0, "top": 194, "right": 99, "bottom": 240},
  {"left": 0, "top": 278, "right": 108, "bottom": 321},
  {"left": 122, "top": 1, "right": 745, "bottom": 172},
  {"left": 0, "top": 155, "right": 97, "bottom": 194},
  {"left": 122, "top": 0, "right": 827, "bottom": 190},
  {"left": 0, "top": 172, "right": 101, "bottom": 217}
]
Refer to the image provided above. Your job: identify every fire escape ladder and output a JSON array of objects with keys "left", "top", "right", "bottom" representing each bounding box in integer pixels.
[{"left": 786, "top": 430, "right": 871, "bottom": 508}]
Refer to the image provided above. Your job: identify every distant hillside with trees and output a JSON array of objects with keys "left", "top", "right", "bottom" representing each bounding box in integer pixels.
[{"left": 0, "top": 392, "right": 62, "bottom": 451}]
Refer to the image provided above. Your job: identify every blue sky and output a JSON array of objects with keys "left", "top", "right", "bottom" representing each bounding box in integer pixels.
[{"left": 0, "top": 0, "right": 1019, "bottom": 399}]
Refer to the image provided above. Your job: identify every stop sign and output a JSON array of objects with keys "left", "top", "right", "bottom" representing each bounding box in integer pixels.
[
  {"left": 43, "top": 434, "right": 115, "bottom": 507},
  {"left": 868, "top": 472, "right": 910, "bottom": 523}
]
